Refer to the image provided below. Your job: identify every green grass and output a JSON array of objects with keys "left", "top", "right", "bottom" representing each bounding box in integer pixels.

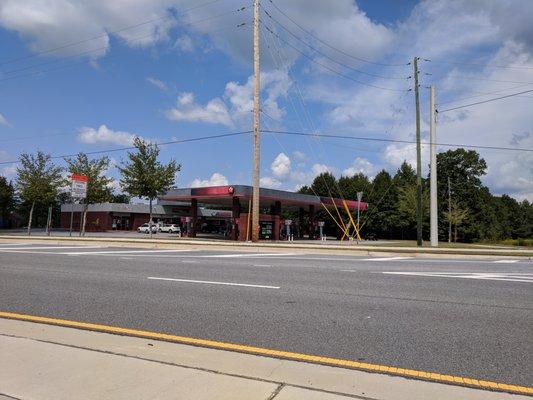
[{"left": 498, "top": 238, "right": 533, "bottom": 247}]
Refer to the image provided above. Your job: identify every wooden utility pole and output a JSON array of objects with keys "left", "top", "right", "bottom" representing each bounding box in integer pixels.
[
  {"left": 429, "top": 85, "right": 438, "bottom": 247},
  {"left": 251, "top": 0, "right": 261, "bottom": 242},
  {"left": 413, "top": 57, "right": 423, "bottom": 247}
]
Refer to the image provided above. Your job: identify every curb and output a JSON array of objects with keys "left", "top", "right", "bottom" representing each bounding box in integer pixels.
[{"left": 1, "top": 311, "right": 532, "bottom": 396}]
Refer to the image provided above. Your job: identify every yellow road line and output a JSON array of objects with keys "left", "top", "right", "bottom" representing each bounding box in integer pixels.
[{"left": 0, "top": 311, "right": 531, "bottom": 396}]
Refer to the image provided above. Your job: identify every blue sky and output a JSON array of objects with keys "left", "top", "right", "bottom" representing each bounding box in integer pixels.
[{"left": 0, "top": 0, "right": 532, "bottom": 200}]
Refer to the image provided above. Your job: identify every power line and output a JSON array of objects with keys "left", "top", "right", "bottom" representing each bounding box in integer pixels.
[
  {"left": 261, "top": 7, "right": 409, "bottom": 80},
  {"left": 0, "top": 0, "right": 230, "bottom": 66},
  {"left": 424, "top": 58, "right": 533, "bottom": 71},
  {"left": 262, "top": 25, "right": 409, "bottom": 92},
  {"left": 0, "top": 131, "right": 252, "bottom": 165},
  {"left": 0, "top": 21, "right": 248, "bottom": 83},
  {"left": 263, "top": 130, "right": 533, "bottom": 152},
  {"left": 1, "top": 7, "right": 249, "bottom": 78},
  {"left": 267, "top": 0, "right": 409, "bottom": 68},
  {"left": 438, "top": 89, "right": 533, "bottom": 113},
  {"left": 438, "top": 83, "right": 533, "bottom": 105}
]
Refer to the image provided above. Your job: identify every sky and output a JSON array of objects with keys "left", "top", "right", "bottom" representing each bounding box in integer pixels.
[{"left": 0, "top": 0, "right": 532, "bottom": 201}]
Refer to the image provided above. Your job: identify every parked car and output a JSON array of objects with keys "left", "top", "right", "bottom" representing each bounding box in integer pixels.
[
  {"left": 159, "top": 224, "right": 181, "bottom": 234},
  {"left": 137, "top": 223, "right": 158, "bottom": 234}
]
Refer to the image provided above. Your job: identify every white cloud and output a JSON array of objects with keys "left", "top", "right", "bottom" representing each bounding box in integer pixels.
[
  {"left": 0, "top": 0, "right": 177, "bottom": 60},
  {"left": 166, "top": 70, "right": 290, "bottom": 127},
  {"left": 342, "top": 157, "right": 377, "bottom": 178},
  {"left": 0, "top": 113, "right": 10, "bottom": 127},
  {"left": 270, "top": 152, "right": 291, "bottom": 179},
  {"left": 190, "top": 172, "right": 228, "bottom": 188},
  {"left": 293, "top": 150, "right": 307, "bottom": 162},
  {"left": 146, "top": 76, "right": 167, "bottom": 91},
  {"left": 260, "top": 176, "right": 282, "bottom": 189},
  {"left": 166, "top": 92, "right": 232, "bottom": 126},
  {"left": 174, "top": 35, "right": 193, "bottom": 52},
  {"left": 77, "top": 124, "right": 137, "bottom": 146},
  {"left": 0, "top": 164, "right": 17, "bottom": 179}
]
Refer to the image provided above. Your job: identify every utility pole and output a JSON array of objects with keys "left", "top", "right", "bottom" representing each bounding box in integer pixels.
[
  {"left": 251, "top": 0, "right": 261, "bottom": 242},
  {"left": 413, "top": 57, "right": 423, "bottom": 247},
  {"left": 429, "top": 85, "right": 438, "bottom": 247},
  {"left": 448, "top": 177, "right": 452, "bottom": 243}
]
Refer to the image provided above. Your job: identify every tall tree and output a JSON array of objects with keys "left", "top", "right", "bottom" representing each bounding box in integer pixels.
[
  {"left": 444, "top": 201, "right": 469, "bottom": 242},
  {"left": 16, "top": 152, "right": 65, "bottom": 235},
  {"left": 0, "top": 177, "right": 15, "bottom": 228},
  {"left": 364, "top": 170, "right": 398, "bottom": 239},
  {"left": 437, "top": 149, "right": 488, "bottom": 241},
  {"left": 118, "top": 138, "right": 180, "bottom": 237},
  {"left": 64, "top": 153, "right": 114, "bottom": 235}
]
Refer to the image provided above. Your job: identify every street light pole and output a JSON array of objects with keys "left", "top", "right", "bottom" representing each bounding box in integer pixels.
[{"left": 429, "top": 85, "right": 438, "bottom": 247}]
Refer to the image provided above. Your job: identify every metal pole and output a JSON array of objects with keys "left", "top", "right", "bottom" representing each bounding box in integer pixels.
[
  {"left": 413, "top": 57, "right": 423, "bottom": 247},
  {"left": 69, "top": 197, "right": 74, "bottom": 237},
  {"left": 46, "top": 205, "right": 52, "bottom": 236},
  {"left": 356, "top": 191, "right": 362, "bottom": 243},
  {"left": 448, "top": 177, "right": 452, "bottom": 243},
  {"left": 429, "top": 85, "right": 438, "bottom": 247},
  {"left": 251, "top": 0, "right": 261, "bottom": 242}
]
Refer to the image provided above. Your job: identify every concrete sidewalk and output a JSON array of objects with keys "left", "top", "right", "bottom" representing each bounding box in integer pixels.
[{"left": 0, "top": 319, "right": 529, "bottom": 400}]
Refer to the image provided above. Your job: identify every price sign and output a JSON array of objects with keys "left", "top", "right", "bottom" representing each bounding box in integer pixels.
[{"left": 71, "top": 174, "right": 88, "bottom": 199}]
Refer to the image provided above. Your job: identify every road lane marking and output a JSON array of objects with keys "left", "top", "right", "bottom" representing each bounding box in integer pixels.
[
  {"left": 0, "top": 246, "right": 104, "bottom": 251},
  {"left": 361, "top": 257, "right": 413, "bottom": 261},
  {"left": 0, "top": 311, "right": 530, "bottom": 396},
  {"left": 200, "top": 253, "right": 297, "bottom": 258},
  {"left": 64, "top": 249, "right": 193, "bottom": 255},
  {"left": 493, "top": 260, "right": 519, "bottom": 263},
  {"left": 380, "top": 271, "right": 533, "bottom": 283},
  {"left": 147, "top": 276, "right": 280, "bottom": 289}
]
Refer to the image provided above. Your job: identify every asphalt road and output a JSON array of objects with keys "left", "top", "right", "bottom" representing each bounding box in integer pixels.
[{"left": 0, "top": 242, "right": 532, "bottom": 387}]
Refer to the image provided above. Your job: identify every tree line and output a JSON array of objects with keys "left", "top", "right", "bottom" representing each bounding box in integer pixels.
[
  {"left": 1, "top": 144, "right": 530, "bottom": 242},
  {"left": 0, "top": 138, "right": 179, "bottom": 236},
  {"left": 298, "top": 148, "right": 532, "bottom": 243}
]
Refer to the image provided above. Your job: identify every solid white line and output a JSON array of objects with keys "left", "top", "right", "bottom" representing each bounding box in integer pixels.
[
  {"left": 361, "top": 257, "right": 413, "bottom": 261},
  {"left": 147, "top": 276, "right": 280, "bottom": 289},
  {"left": 0, "top": 246, "right": 104, "bottom": 251},
  {"left": 200, "top": 253, "right": 297, "bottom": 258},
  {"left": 64, "top": 249, "right": 193, "bottom": 255}
]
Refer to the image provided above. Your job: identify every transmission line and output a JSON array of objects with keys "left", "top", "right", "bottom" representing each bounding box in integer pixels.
[
  {"left": 263, "top": 25, "right": 409, "bottom": 92},
  {"left": 0, "top": 131, "right": 252, "bottom": 165},
  {"left": 424, "top": 58, "right": 533, "bottom": 71},
  {"left": 438, "top": 89, "right": 533, "bottom": 113},
  {"left": 263, "top": 130, "right": 533, "bottom": 152},
  {"left": 0, "top": 0, "right": 230, "bottom": 66},
  {"left": 261, "top": 7, "right": 409, "bottom": 80},
  {"left": 266, "top": 0, "right": 409, "bottom": 67}
]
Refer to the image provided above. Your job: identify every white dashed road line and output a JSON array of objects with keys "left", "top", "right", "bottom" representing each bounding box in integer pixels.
[
  {"left": 493, "top": 259, "right": 519, "bottom": 263},
  {"left": 147, "top": 276, "right": 280, "bottom": 289},
  {"left": 361, "top": 257, "right": 413, "bottom": 261},
  {"left": 200, "top": 253, "right": 297, "bottom": 258}
]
